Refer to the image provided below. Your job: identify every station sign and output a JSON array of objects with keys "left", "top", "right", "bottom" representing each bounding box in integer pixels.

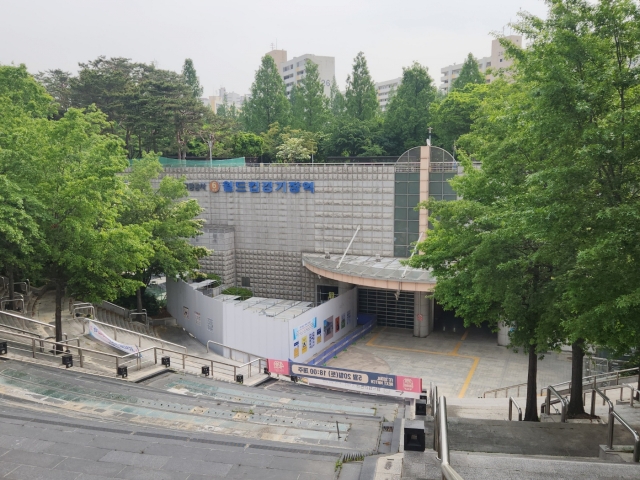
[{"left": 184, "top": 181, "right": 315, "bottom": 193}]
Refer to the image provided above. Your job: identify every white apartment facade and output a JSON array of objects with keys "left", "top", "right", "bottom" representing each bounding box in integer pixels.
[
  {"left": 375, "top": 77, "right": 402, "bottom": 111},
  {"left": 267, "top": 50, "right": 335, "bottom": 97},
  {"left": 439, "top": 35, "right": 522, "bottom": 93},
  {"left": 208, "top": 87, "right": 246, "bottom": 113}
]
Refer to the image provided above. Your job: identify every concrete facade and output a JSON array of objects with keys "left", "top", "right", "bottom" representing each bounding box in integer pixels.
[
  {"left": 439, "top": 35, "right": 522, "bottom": 93},
  {"left": 375, "top": 77, "right": 402, "bottom": 111},
  {"left": 161, "top": 146, "right": 458, "bottom": 334},
  {"left": 159, "top": 164, "right": 395, "bottom": 302},
  {"left": 208, "top": 87, "right": 246, "bottom": 112},
  {"left": 267, "top": 49, "right": 336, "bottom": 97}
]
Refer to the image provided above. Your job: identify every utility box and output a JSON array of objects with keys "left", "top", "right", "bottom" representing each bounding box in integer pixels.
[
  {"left": 161, "top": 356, "right": 171, "bottom": 367},
  {"left": 404, "top": 420, "right": 426, "bottom": 452},
  {"left": 236, "top": 374, "right": 244, "bottom": 384},
  {"left": 62, "top": 354, "right": 73, "bottom": 368},
  {"left": 117, "top": 366, "right": 128, "bottom": 378},
  {"left": 415, "top": 399, "right": 427, "bottom": 416},
  {"left": 0, "top": 341, "right": 7, "bottom": 355},
  {"left": 201, "top": 366, "right": 210, "bottom": 376}
]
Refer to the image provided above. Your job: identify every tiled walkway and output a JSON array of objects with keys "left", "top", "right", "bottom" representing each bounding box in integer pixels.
[{"left": 327, "top": 326, "right": 573, "bottom": 399}]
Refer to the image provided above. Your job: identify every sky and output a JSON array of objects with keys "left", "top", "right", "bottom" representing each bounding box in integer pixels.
[{"left": 1, "top": 0, "right": 549, "bottom": 96}]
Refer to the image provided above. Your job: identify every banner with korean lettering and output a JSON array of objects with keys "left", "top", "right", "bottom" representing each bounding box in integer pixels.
[{"left": 288, "top": 362, "right": 422, "bottom": 397}]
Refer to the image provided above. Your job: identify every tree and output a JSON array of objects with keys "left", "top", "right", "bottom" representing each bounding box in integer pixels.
[
  {"left": 345, "top": 52, "right": 378, "bottom": 121},
  {"left": 28, "top": 106, "right": 151, "bottom": 348},
  {"left": 504, "top": 0, "right": 640, "bottom": 417},
  {"left": 384, "top": 62, "right": 437, "bottom": 154},
  {"left": 325, "top": 117, "right": 384, "bottom": 157},
  {"left": 182, "top": 58, "right": 203, "bottom": 98},
  {"left": 276, "top": 137, "right": 311, "bottom": 163},
  {"left": 430, "top": 83, "right": 488, "bottom": 153},
  {"left": 329, "top": 77, "right": 346, "bottom": 118},
  {"left": 452, "top": 53, "right": 486, "bottom": 90},
  {"left": 288, "top": 84, "right": 304, "bottom": 129},
  {"left": 0, "top": 177, "right": 40, "bottom": 308},
  {"left": 34, "top": 69, "right": 72, "bottom": 116},
  {"left": 121, "top": 154, "right": 208, "bottom": 312},
  {"left": 231, "top": 132, "right": 264, "bottom": 158},
  {"left": 242, "top": 55, "right": 290, "bottom": 133},
  {"left": 296, "top": 60, "right": 330, "bottom": 132},
  {"left": 411, "top": 79, "right": 568, "bottom": 422},
  {"left": 0, "top": 65, "right": 54, "bottom": 304},
  {"left": 70, "top": 57, "right": 147, "bottom": 156}
]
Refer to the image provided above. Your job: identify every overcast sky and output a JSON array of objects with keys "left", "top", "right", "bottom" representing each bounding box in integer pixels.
[{"left": 1, "top": 0, "right": 549, "bottom": 96}]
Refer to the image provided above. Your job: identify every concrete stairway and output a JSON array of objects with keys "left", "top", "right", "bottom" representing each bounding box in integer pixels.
[
  {"left": 0, "top": 361, "right": 394, "bottom": 456},
  {"left": 93, "top": 305, "right": 155, "bottom": 336},
  {"left": 402, "top": 449, "right": 640, "bottom": 479}
]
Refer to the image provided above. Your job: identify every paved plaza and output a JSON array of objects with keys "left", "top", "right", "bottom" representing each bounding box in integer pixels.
[{"left": 327, "top": 325, "right": 573, "bottom": 399}]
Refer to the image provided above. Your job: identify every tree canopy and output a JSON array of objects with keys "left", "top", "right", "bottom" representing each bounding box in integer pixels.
[
  {"left": 345, "top": 52, "right": 379, "bottom": 122},
  {"left": 384, "top": 62, "right": 437, "bottom": 154},
  {"left": 242, "top": 55, "right": 290, "bottom": 134},
  {"left": 452, "top": 53, "right": 486, "bottom": 90}
]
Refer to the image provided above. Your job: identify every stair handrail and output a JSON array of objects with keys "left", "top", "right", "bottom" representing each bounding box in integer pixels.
[
  {"left": 0, "top": 329, "right": 251, "bottom": 381},
  {"left": 545, "top": 385, "right": 569, "bottom": 422},
  {"left": 80, "top": 317, "right": 187, "bottom": 353},
  {"left": 541, "top": 367, "right": 639, "bottom": 397},
  {"left": 483, "top": 382, "right": 527, "bottom": 398},
  {"left": 508, "top": 396, "right": 522, "bottom": 421},
  {"left": 207, "top": 340, "right": 260, "bottom": 361},
  {"left": 436, "top": 396, "right": 464, "bottom": 480},
  {"left": 609, "top": 410, "right": 640, "bottom": 462},
  {"left": 0, "top": 308, "right": 63, "bottom": 330}
]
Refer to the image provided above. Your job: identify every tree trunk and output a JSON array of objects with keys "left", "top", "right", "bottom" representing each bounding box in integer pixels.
[
  {"left": 568, "top": 338, "right": 586, "bottom": 417},
  {"left": 524, "top": 343, "right": 539, "bottom": 421},
  {"left": 136, "top": 285, "right": 143, "bottom": 313},
  {"left": 54, "top": 281, "right": 63, "bottom": 352}
]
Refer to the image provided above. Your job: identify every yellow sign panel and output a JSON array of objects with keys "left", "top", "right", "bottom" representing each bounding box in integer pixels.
[{"left": 302, "top": 336, "right": 308, "bottom": 354}]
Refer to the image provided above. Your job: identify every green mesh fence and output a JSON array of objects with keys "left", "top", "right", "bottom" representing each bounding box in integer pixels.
[{"left": 129, "top": 157, "right": 246, "bottom": 168}]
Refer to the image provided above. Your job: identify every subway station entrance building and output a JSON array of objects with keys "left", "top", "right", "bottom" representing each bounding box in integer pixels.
[{"left": 159, "top": 146, "right": 460, "bottom": 337}]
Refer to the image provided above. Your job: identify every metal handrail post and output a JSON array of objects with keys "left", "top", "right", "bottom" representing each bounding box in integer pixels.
[
  {"left": 154, "top": 347, "right": 157, "bottom": 364},
  {"left": 439, "top": 397, "right": 448, "bottom": 463},
  {"left": 509, "top": 397, "right": 522, "bottom": 421},
  {"left": 79, "top": 349, "right": 83, "bottom": 368},
  {"left": 182, "top": 353, "right": 185, "bottom": 369},
  {"left": 31, "top": 338, "right": 35, "bottom": 358}
]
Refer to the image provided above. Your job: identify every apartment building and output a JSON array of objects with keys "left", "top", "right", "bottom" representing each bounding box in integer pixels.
[
  {"left": 208, "top": 87, "right": 246, "bottom": 113},
  {"left": 266, "top": 50, "right": 335, "bottom": 97},
  {"left": 439, "top": 35, "right": 522, "bottom": 93},
  {"left": 375, "top": 77, "right": 402, "bottom": 111}
]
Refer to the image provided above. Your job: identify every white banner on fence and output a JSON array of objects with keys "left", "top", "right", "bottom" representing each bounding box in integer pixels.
[
  {"left": 87, "top": 321, "right": 140, "bottom": 357},
  {"left": 304, "top": 377, "right": 422, "bottom": 399}
]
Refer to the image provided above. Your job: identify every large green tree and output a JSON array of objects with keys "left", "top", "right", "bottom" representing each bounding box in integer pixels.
[
  {"left": 34, "top": 69, "right": 72, "bottom": 116},
  {"left": 384, "top": 62, "right": 436, "bottom": 154},
  {"left": 430, "top": 83, "right": 488, "bottom": 153},
  {"left": 345, "top": 52, "right": 379, "bottom": 122},
  {"left": 452, "top": 53, "right": 486, "bottom": 90},
  {"left": 295, "top": 60, "right": 330, "bottom": 132},
  {"left": 503, "top": 0, "right": 640, "bottom": 416},
  {"left": 329, "top": 77, "right": 346, "bottom": 118},
  {"left": 0, "top": 65, "right": 54, "bottom": 305},
  {"left": 35, "top": 107, "right": 152, "bottom": 347},
  {"left": 411, "top": 82, "right": 564, "bottom": 421},
  {"left": 242, "top": 55, "right": 290, "bottom": 133},
  {"left": 121, "top": 155, "right": 208, "bottom": 312},
  {"left": 182, "top": 58, "right": 203, "bottom": 98}
]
